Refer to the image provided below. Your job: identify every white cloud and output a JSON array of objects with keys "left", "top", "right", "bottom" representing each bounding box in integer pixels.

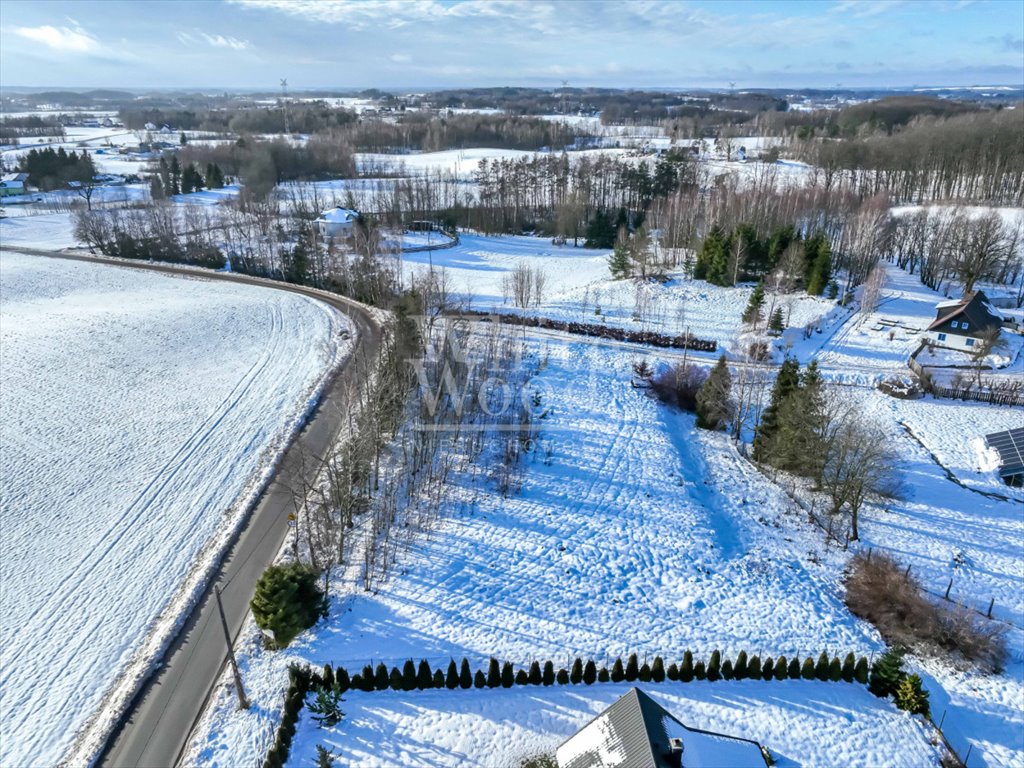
[
  {"left": 14, "top": 24, "right": 100, "bottom": 53},
  {"left": 390, "top": 53, "right": 412, "bottom": 63},
  {"left": 831, "top": 0, "right": 906, "bottom": 18},
  {"left": 178, "top": 30, "right": 252, "bottom": 50}
]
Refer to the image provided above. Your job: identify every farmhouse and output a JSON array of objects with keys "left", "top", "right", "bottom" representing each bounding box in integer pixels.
[
  {"left": 556, "top": 688, "right": 768, "bottom": 768},
  {"left": 0, "top": 172, "right": 29, "bottom": 197},
  {"left": 315, "top": 206, "right": 359, "bottom": 240},
  {"left": 924, "top": 290, "right": 1004, "bottom": 351}
]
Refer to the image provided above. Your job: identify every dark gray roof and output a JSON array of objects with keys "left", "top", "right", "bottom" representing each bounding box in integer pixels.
[{"left": 986, "top": 427, "right": 1024, "bottom": 478}]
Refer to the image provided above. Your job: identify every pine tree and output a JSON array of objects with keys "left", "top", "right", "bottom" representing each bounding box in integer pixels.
[
  {"left": 402, "top": 659, "right": 417, "bottom": 691},
  {"left": 460, "top": 658, "right": 473, "bottom": 689},
  {"left": 433, "top": 670, "right": 445, "bottom": 688},
  {"left": 180, "top": 131, "right": 188, "bottom": 146},
  {"left": 598, "top": 667, "right": 610, "bottom": 682},
  {"left": 501, "top": 661, "right": 515, "bottom": 688},
  {"left": 543, "top": 660, "right": 555, "bottom": 686},
  {"left": 748, "top": 656, "right": 761, "bottom": 679},
  {"left": 374, "top": 663, "right": 389, "bottom": 691},
  {"left": 168, "top": 156, "right": 181, "bottom": 196},
  {"left": 322, "top": 664, "right": 335, "bottom": 690},
  {"left": 667, "top": 662, "right": 679, "bottom": 681},
  {"left": 680, "top": 652, "right": 694, "bottom": 682},
  {"left": 639, "top": 662, "right": 652, "bottom": 682},
  {"left": 585, "top": 209, "right": 617, "bottom": 249},
  {"left": 389, "top": 667, "right": 403, "bottom": 690},
  {"left": 611, "top": 658, "right": 625, "bottom": 682},
  {"left": 626, "top": 653, "right": 639, "bottom": 682},
  {"left": 774, "top": 656, "right": 788, "bottom": 680},
  {"left": 360, "top": 665, "right": 374, "bottom": 691},
  {"left": 149, "top": 174, "right": 165, "bottom": 200},
  {"left": 515, "top": 669, "right": 528, "bottom": 685},
  {"left": 569, "top": 658, "right": 584, "bottom": 684},
  {"left": 753, "top": 357, "right": 801, "bottom": 462},
  {"left": 417, "top": 659, "right": 433, "bottom": 689},
  {"left": 556, "top": 668, "right": 570, "bottom": 685},
  {"left": 761, "top": 657, "right": 775, "bottom": 680},
  {"left": 814, "top": 653, "right": 830, "bottom": 682},
  {"left": 581, "top": 660, "right": 596, "bottom": 685},
  {"left": 894, "top": 674, "right": 930, "bottom": 717},
  {"left": 722, "top": 660, "right": 734, "bottom": 680},
  {"left": 335, "top": 667, "right": 350, "bottom": 693},
  {"left": 801, "top": 658, "right": 815, "bottom": 680},
  {"left": 529, "top": 661, "right": 542, "bottom": 685},
  {"left": 707, "top": 651, "right": 722, "bottom": 682},
  {"left": 696, "top": 355, "right": 733, "bottom": 431},
  {"left": 829, "top": 657, "right": 843, "bottom": 682},
  {"left": 841, "top": 653, "right": 856, "bottom": 683},
  {"left": 806, "top": 237, "right": 832, "bottom": 296},
  {"left": 474, "top": 670, "right": 486, "bottom": 688},
  {"left": 742, "top": 281, "right": 766, "bottom": 328},
  {"left": 827, "top": 280, "right": 839, "bottom": 300},
  {"left": 608, "top": 239, "right": 632, "bottom": 279},
  {"left": 869, "top": 648, "right": 905, "bottom": 698},
  {"left": 652, "top": 657, "right": 665, "bottom": 683},
  {"left": 734, "top": 651, "right": 748, "bottom": 680},
  {"left": 769, "top": 306, "right": 785, "bottom": 334},
  {"left": 694, "top": 660, "right": 707, "bottom": 680},
  {"left": 487, "top": 658, "right": 500, "bottom": 688},
  {"left": 788, "top": 658, "right": 800, "bottom": 679},
  {"left": 446, "top": 660, "right": 459, "bottom": 690},
  {"left": 854, "top": 656, "right": 869, "bottom": 685}
]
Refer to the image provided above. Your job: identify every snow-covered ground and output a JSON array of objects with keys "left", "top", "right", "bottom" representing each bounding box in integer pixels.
[
  {"left": 0, "top": 252, "right": 350, "bottom": 766},
  {"left": 0, "top": 211, "right": 79, "bottom": 249}
]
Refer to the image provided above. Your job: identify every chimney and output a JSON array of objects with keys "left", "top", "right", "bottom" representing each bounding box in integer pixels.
[{"left": 668, "top": 737, "right": 685, "bottom": 767}]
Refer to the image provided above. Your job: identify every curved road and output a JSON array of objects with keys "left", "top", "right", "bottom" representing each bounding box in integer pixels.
[{"left": 2, "top": 247, "right": 381, "bottom": 768}]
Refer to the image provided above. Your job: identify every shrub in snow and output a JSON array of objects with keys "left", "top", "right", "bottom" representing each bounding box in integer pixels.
[
  {"left": 543, "top": 661, "right": 555, "bottom": 686},
  {"left": 474, "top": 671, "right": 486, "bottom": 688},
  {"left": 432, "top": 670, "right": 445, "bottom": 688},
  {"left": 460, "top": 659, "right": 473, "bottom": 689},
  {"left": 747, "top": 656, "right": 761, "bottom": 679},
  {"left": 761, "top": 657, "right": 775, "bottom": 681},
  {"left": 773, "top": 656, "right": 788, "bottom": 680},
  {"left": 374, "top": 663, "right": 389, "bottom": 691},
  {"left": 389, "top": 667, "right": 403, "bottom": 691},
  {"left": 828, "top": 656, "right": 843, "bottom": 682},
  {"left": 650, "top": 362, "right": 707, "bottom": 413},
  {"left": 814, "top": 652, "right": 830, "bottom": 681},
  {"left": 680, "top": 652, "right": 694, "bottom": 682},
  {"left": 733, "top": 651, "right": 748, "bottom": 680},
  {"left": 869, "top": 648, "right": 906, "bottom": 699},
  {"left": 638, "top": 662, "right": 652, "bottom": 682},
  {"left": 894, "top": 674, "right": 931, "bottom": 718},
  {"left": 307, "top": 687, "right": 344, "bottom": 728},
  {"left": 417, "top": 659, "right": 433, "bottom": 689},
  {"left": 694, "top": 661, "right": 707, "bottom": 681},
  {"left": 722, "top": 660, "right": 734, "bottom": 680},
  {"left": 321, "top": 665, "right": 335, "bottom": 690},
  {"left": 651, "top": 656, "right": 665, "bottom": 683},
  {"left": 350, "top": 673, "right": 363, "bottom": 693},
  {"left": 250, "top": 563, "right": 326, "bottom": 649},
  {"left": 446, "top": 660, "right": 459, "bottom": 690},
  {"left": 315, "top": 745, "right": 335, "bottom": 768},
  {"left": 501, "top": 661, "right": 515, "bottom": 688},
  {"left": 667, "top": 662, "right": 679, "bottom": 681},
  {"left": 515, "top": 669, "right": 529, "bottom": 685},
  {"left": 487, "top": 658, "right": 501, "bottom": 688},
  {"left": 529, "top": 661, "right": 542, "bottom": 685},
  {"left": 855, "top": 656, "right": 869, "bottom": 685},
  {"left": 402, "top": 660, "right": 417, "bottom": 692},
  {"left": 611, "top": 658, "right": 626, "bottom": 682},
  {"left": 841, "top": 653, "right": 856, "bottom": 683},
  {"left": 598, "top": 667, "right": 610, "bottom": 683},
  {"left": 696, "top": 356, "right": 733, "bottom": 431},
  {"left": 788, "top": 658, "right": 801, "bottom": 679},
  {"left": 570, "top": 658, "right": 584, "bottom": 684},
  {"left": 335, "top": 667, "right": 350, "bottom": 694},
  {"left": 625, "top": 654, "right": 639, "bottom": 682},
  {"left": 556, "top": 668, "right": 570, "bottom": 685},
  {"left": 584, "top": 660, "right": 597, "bottom": 685},
  {"left": 707, "top": 651, "right": 721, "bottom": 682},
  {"left": 801, "top": 658, "right": 815, "bottom": 680}
]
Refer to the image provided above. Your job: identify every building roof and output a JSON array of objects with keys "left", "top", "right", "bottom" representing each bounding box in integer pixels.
[
  {"left": 986, "top": 427, "right": 1024, "bottom": 479},
  {"left": 318, "top": 206, "right": 359, "bottom": 224},
  {"left": 2, "top": 173, "right": 28, "bottom": 183},
  {"left": 926, "top": 290, "right": 1002, "bottom": 333},
  {"left": 556, "top": 688, "right": 767, "bottom": 768}
]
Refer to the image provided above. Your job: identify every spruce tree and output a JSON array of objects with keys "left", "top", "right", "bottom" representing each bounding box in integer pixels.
[
  {"left": 570, "top": 658, "right": 584, "bottom": 684},
  {"left": 487, "top": 658, "right": 501, "bottom": 688},
  {"left": 753, "top": 357, "right": 801, "bottom": 462},
  {"left": 680, "top": 652, "right": 694, "bottom": 682},
  {"left": 722, "top": 660, "right": 734, "bottom": 680},
  {"left": 584, "top": 660, "right": 598, "bottom": 685},
  {"left": 626, "top": 653, "right": 639, "bottom": 682},
  {"left": 322, "top": 664, "right": 335, "bottom": 690},
  {"left": 556, "top": 668, "right": 570, "bottom": 685},
  {"left": 707, "top": 651, "right": 722, "bottom": 682},
  {"left": 446, "top": 660, "right": 459, "bottom": 690},
  {"left": 360, "top": 665, "right": 374, "bottom": 691},
  {"left": 543, "top": 660, "right": 556, "bottom": 686},
  {"left": 801, "top": 658, "right": 815, "bottom": 680},
  {"left": 814, "top": 653, "right": 830, "bottom": 682},
  {"left": 651, "top": 657, "right": 666, "bottom": 683},
  {"left": 460, "top": 658, "right": 473, "bottom": 689},
  {"left": 696, "top": 355, "right": 733, "bottom": 431},
  {"left": 598, "top": 667, "right": 610, "bottom": 683},
  {"left": 474, "top": 670, "right": 486, "bottom": 688},
  {"left": 769, "top": 306, "right": 785, "bottom": 334},
  {"left": 611, "top": 658, "right": 625, "bottom": 682},
  {"left": 854, "top": 657, "right": 869, "bottom": 685},
  {"left": 433, "top": 670, "right": 445, "bottom": 688},
  {"left": 869, "top": 648, "right": 905, "bottom": 698},
  {"left": 417, "top": 659, "right": 433, "bottom": 689},
  {"left": 389, "top": 667, "right": 403, "bottom": 690},
  {"left": 774, "top": 656, "right": 788, "bottom": 680},
  {"left": 788, "top": 658, "right": 801, "bottom": 679},
  {"left": 761, "top": 657, "right": 774, "bottom": 680},
  {"left": 402, "top": 659, "right": 417, "bottom": 691},
  {"left": 529, "top": 661, "right": 543, "bottom": 685},
  {"left": 639, "top": 662, "right": 652, "bottom": 682},
  {"left": 829, "top": 657, "right": 843, "bottom": 682},
  {"left": 741, "top": 281, "right": 766, "bottom": 328},
  {"left": 841, "top": 653, "right": 856, "bottom": 683},
  {"left": 667, "top": 662, "right": 679, "bottom": 681},
  {"left": 501, "top": 661, "right": 515, "bottom": 688},
  {"left": 894, "top": 674, "right": 930, "bottom": 717},
  {"left": 515, "top": 669, "right": 528, "bottom": 685},
  {"left": 734, "top": 651, "right": 748, "bottom": 680},
  {"left": 336, "top": 667, "right": 350, "bottom": 693},
  {"left": 374, "top": 663, "right": 389, "bottom": 691},
  {"left": 608, "top": 241, "right": 632, "bottom": 279},
  {"left": 747, "top": 656, "right": 761, "bottom": 679},
  {"left": 694, "top": 660, "right": 707, "bottom": 680}
]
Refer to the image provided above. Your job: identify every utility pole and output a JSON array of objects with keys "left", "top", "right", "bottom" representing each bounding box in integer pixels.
[
  {"left": 215, "top": 585, "right": 250, "bottom": 709},
  {"left": 280, "top": 78, "right": 290, "bottom": 135}
]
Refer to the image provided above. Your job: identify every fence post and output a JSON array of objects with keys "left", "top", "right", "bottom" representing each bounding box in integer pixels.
[
  {"left": 964, "top": 744, "right": 972, "bottom": 767},
  {"left": 944, "top": 579, "right": 953, "bottom": 600},
  {"left": 938, "top": 709, "right": 946, "bottom": 729},
  {"left": 904, "top": 564, "right": 912, "bottom": 579},
  {"left": 987, "top": 598, "right": 994, "bottom": 620}
]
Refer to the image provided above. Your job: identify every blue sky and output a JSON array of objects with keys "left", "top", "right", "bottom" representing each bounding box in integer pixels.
[{"left": 0, "top": 0, "right": 1021, "bottom": 90}]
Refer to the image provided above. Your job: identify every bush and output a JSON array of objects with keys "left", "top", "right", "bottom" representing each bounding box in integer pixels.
[
  {"left": 433, "top": 669, "right": 445, "bottom": 688},
  {"left": 502, "top": 661, "right": 515, "bottom": 688},
  {"left": 707, "top": 651, "right": 721, "bottom": 682},
  {"left": 774, "top": 656, "right": 788, "bottom": 680},
  {"left": 611, "top": 658, "right": 625, "bottom": 682},
  {"left": 543, "top": 660, "right": 555, "bottom": 686},
  {"left": 828, "top": 657, "right": 843, "bottom": 682},
  {"left": 556, "top": 668, "right": 570, "bottom": 685},
  {"left": 598, "top": 667, "right": 610, "bottom": 683},
  {"left": 335, "top": 667, "right": 350, "bottom": 693},
  {"left": 322, "top": 665, "right": 335, "bottom": 690},
  {"left": 626, "top": 654, "right": 639, "bottom": 682},
  {"left": 460, "top": 658, "right": 473, "bottom": 689},
  {"left": 487, "top": 658, "right": 501, "bottom": 688},
  {"left": 869, "top": 647, "right": 905, "bottom": 699},
  {"left": 515, "top": 669, "right": 529, "bottom": 685},
  {"left": 529, "top": 661, "right": 543, "bottom": 685},
  {"left": 570, "top": 658, "right": 584, "bottom": 684},
  {"left": 417, "top": 659, "right": 433, "bottom": 689},
  {"left": 584, "top": 660, "right": 598, "bottom": 685},
  {"left": 402, "top": 660, "right": 417, "bottom": 692},
  {"left": 694, "top": 661, "right": 707, "bottom": 680},
  {"left": 761, "top": 657, "right": 774, "bottom": 681},
  {"left": 801, "top": 658, "right": 815, "bottom": 680},
  {"left": 846, "top": 551, "right": 1007, "bottom": 673},
  {"left": 680, "top": 652, "right": 694, "bottom": 682},
  {"left": 894, "top": 674, "right": 931, "bottom": 717},
  {"left": 374, "top": 663, "right": 389, "bottom": 691},
  {"left": 855, "top": 656, "right": 869, "bottom": 685},
  {"left": 651, "top": 657, "right": 665, "bottom": 683},
  {"left": 722, "top": 660, "right": 734, "bottom": 680},
  {"left": 787, "top": 658, "right": 801, "bottom": 679},
  {"left": 747, "top": 656, "right": 761, "bottom": 679},
  {"left": 250, "top": 563, "right": 326, "bottom": 649},
  {"left": 446, "top": 660, "right": 459, "bottom": 690},
  {"left": 650, "top": 363, "right": 708, "bottom": 412},
  {"left": 389, "top": 667, "right": 403, "bottom": 691},
  {"left": 841, "top": 653, "right": 856, "bottom": 683},
  {"left": 474, "top": 670, "right": 486, "bottom": 688},
  {"left": 307, "top": 687, "right": 344, "bottom": 728},
  {"left": 638, "top": 662, "right": 652, "bottom": 682},
  {"left": 814, "top": 652, "right": 830, "bottom": 681},
  {"left": 667, "top": 662, "right": 679, "bottom": 681},
  {"left": 734, "top": 651, "right": 748, "bottom": 680}
]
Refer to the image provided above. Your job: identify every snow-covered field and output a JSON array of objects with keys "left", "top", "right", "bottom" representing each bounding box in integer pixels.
[
  {"left": 0, "top": 252, "right": 349, "bottom": 766},
  {"left": 0, "top": 211, "right": 79, "bottom": 249}
]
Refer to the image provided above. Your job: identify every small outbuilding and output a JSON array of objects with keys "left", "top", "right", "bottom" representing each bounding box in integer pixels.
[
  {"left": 0, "top": 172, "right": 29, "bottom": 197},
  {"left": 316, "top": 206, "right": 359, "bottom": 240},
  {"left": 556, "top": 688, "right": 768, "bottom": 768},
  {"left": 925, "top": 290, "right": 1005, "bottom": 351}
]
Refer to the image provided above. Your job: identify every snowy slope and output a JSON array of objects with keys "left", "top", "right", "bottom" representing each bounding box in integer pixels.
[{"left": 0, "top": 252, "right": 349, "bottom": 767}]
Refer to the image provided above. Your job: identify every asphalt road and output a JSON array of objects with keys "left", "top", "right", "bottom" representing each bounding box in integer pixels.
[{"left": 2, "top": 247, "right": 381, "bottom": 768}]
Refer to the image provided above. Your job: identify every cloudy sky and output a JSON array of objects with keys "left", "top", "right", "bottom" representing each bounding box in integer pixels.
[{"left": 1, "top": 0, "right": 1021, "bottom": 91}]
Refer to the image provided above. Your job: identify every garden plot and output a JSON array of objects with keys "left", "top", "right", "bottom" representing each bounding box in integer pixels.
[{"left": 0, "top": 252, "right": 348, "bottom": 767}]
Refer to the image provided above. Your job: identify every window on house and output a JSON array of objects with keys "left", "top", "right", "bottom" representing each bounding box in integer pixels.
[
  {"left": 938, "top": 333, "right": 947, "bottom": 341},
  {"left": 966, "top": 338, "right": 975, "bottom": 347},
  {"left": 962, "top": 322, "right": 969, "bottom": 330},
  {"left": 951, "top": 320, "right": 959, "bottom": 329}
]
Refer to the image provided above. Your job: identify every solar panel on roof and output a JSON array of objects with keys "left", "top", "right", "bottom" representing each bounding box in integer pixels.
[{"left": 985, "top": 427, "right": 1024, "bottom": 477}]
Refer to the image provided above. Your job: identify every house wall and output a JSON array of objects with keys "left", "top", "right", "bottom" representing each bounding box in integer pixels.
[{"left": 925, "top": 330, "right": 983, "bottom": 350}]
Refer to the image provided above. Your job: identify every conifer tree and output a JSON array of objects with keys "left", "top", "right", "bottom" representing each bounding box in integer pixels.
[
  {"left": 608, "top": 239, "right": 632, "bottom": 279},
  {"left": 805, "top": 237, "right": 832, "bottom": 296},
  {"left": 529, "top": 661, "right": 543, "bottom": 685},
  {"left": 433, "top": 670, "right": 444, "bottom": 688},
  {"left": 680, "top": 651, "right": 694, "bottom": 682},
  {"left": 651, "top": 657, "right": 666, "bottom": 683},
  {"left": 774, "top": 656, "right": 788, "bottom": 680},
  {"left": 556, "top": 668, "right": 570, "bottom": 684},
  {"left": 474, "top": 670, "right": 486, "bottom": 688},
  {"left": 854, "top": 656, "right": 869, "bottom": 685},
  {"left": 769, "top": 306, "right": 785, "bottom": 334},
  {"left": 446, "top": 660, "right": 459, "bottom": 690},
  {"left": 417, "top": 659, "right": 433, "bottom": 689},
  {"left": 583, "top": 660, "right": 597, "bottom": 685},
  {"left": 801, "top": 657, "right": 815, "bottom": 680},
  {"left": 748, "top": 656, "right": 761, "bottom": 679},
  {"left": 598, "top": 667, "right": 610, "bottom": 683},
  {"left": 322, "top": 664, "right": 335, "bottom": 690},
  {"left": 753, "top": 357, "right": 801, "bottom": 462},
  {"left": 722, "top": 659, "right": 734, "bottom": 680},
  {"left": 389, "top": 667, "right": 403, "bottom": 690},
  {"left": 360, "top": 665, "right": 374, "bottom": 691},
  {"left": 667, "top": 662, "right": 680, "bottom": 681},
  {"left": 515, "top": 669, "right": 528, "bottom": 685},
  {"left": 829, "top": 657, "right": 843, "bottom": 682},
  {"left": 501, "top": 661, "right": 515, "bottom": 688},
  {"left": 742, "top": 281, "right": 766, "bottom": 328},
  {"left": 894, "top": 674, "right": 930, "bottom": 717},
  {"left": 788, "top": 658, "right": 801, "bottom": 679},
  {"left": 639, "top": 662, "right": 652, "bottom": 682},
  {"left": 814, "top": 652, "right": 830, "bottom": 682},
  {"left": 402, "top": 659, "right": 417, "bottom": 691},
  {"left": 694, "top": 660, "right": 707, "bottom": 680},
  {"left": 611, "top": 658, "right": 626, "bottom": 682},
  {"left": 707, "top": 651, "right": 722, "bottom": 682},
  {"left": 734, "top": 651, "right": 748, "bottom": 680},
  {"left": 336, "top": 667, "right": 350, "bottom": 693},
  {"left": 543, "top": 661, "right": 555, "bottom": 686},
  {"left": 374, "top": 663, "right": 389, "bottom": 691},
  {"left": 487, "top": 658, "right": 501, "bottom": 688},
  {"left": 460, "top": 658, "right": 473, "bottom": 689},
  {"left": 149, "top": 174, "right": 165, "bottom": 200},
  {"left": 761, "top": 657, "right": 775, "bottom": 680},
  {"left": 626, "top": 653, "right": 639, "bottom": 682},
  {"left": 696, "top": 355, "right": 733, "bottom": 431},
  {"left": 841, "top": 653, "right": 857, "bottom": 683},
  {"left": 570, "top": 658, "right": 584, "bottom": 684},
  {"left": 869, "top": 648, "right": 905, "bottom": 698}
]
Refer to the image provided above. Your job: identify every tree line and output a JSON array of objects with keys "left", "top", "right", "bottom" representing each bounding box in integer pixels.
[{"left": 17, "top": 147, "right": 95, "bottom": 191}]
